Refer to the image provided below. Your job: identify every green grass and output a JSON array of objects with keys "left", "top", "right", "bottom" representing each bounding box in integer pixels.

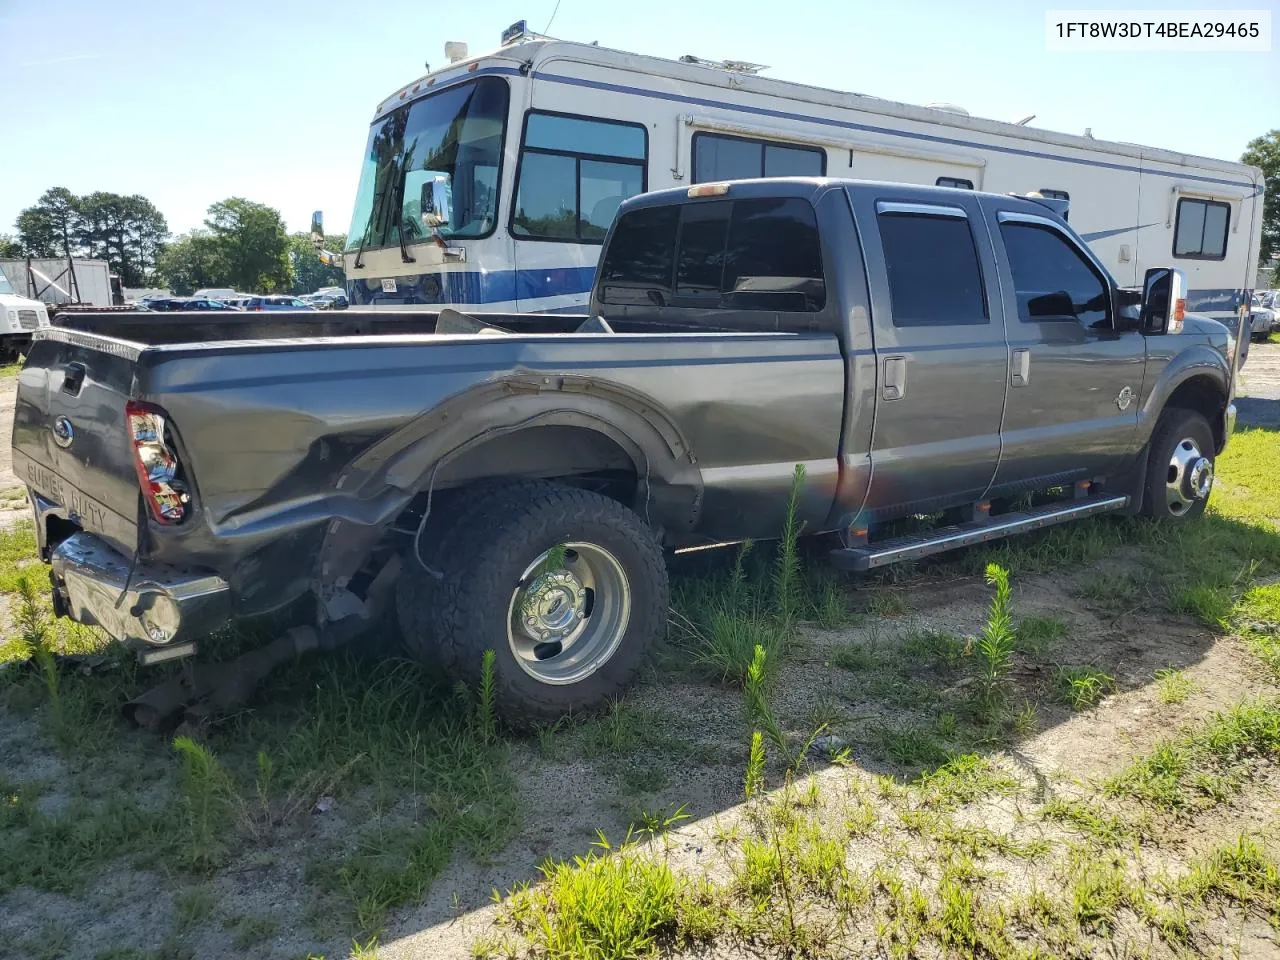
[
  {"left": 1015, "top": 614, "right": 1068, "bottom": 655},
  {"left": 876, "top": 724, "right": 950, "bottom": 768},
  {"left": 1066, "top": 848, "right": 1146, "bottom": 933},
  {"left": 1041, "top": 798, "right": 1136, "bottom": 847},
  {"left": 916, "top": 753, "right": 1019, "bottom": 808},
  {"left": 1105, "top": 696, "right": 1280, "bottom": 810},
  {"left": 900, "top": 628, "right": 966, "bottom": 668},
  {"left": 1155, "top": 667, "right": 1194, "bottom": 705},
  {"left": 1235, "top": 582, "right": 1280, "bottom": 680},
  {"left": 173, "top": 887, "right": 215, "bottom": 931},
  {"left": 1174, "top": 834, "right": 1280, "bottom": 922},
  {"left": 830, "top": 640, "right": 879, "bottom": 672},
  {"left": 0, "top": 790, "right": 176, "bottom": 895},
  {"left": 1054, "top": 666, "right": 1115, "bottom": 711},
  {"left": 1171, "top": 582, "right": 1236, "bottom": 627},
  {"left": 500, "top": 835, "right": 684, "bottom": 960},
  {"left": 227, "top": 913, "right": 280, "bottom": 950}
]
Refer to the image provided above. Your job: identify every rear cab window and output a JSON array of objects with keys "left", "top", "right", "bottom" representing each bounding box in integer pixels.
[
  {"left": 599, "top": 196, "right": 825, "bottom": 314},
  {"left": 875, "top": 205, "right": 987, "bottom": 326}
]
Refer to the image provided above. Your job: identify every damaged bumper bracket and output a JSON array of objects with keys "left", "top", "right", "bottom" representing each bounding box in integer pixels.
[{"left": 50, "top": 532, "right": 230, "bottom": 655}]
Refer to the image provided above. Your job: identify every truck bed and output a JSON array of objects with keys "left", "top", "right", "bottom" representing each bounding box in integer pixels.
[
  {"left": 16, "top": 313, "right": 847, "bottom": 621},
  {"left": 49, "top": 309, "right": 727, "bottom": 345}
]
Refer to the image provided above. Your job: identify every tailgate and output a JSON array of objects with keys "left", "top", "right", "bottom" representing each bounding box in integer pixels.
[{"left": 12, "top": 331, "right": 144, "bottom": 554}]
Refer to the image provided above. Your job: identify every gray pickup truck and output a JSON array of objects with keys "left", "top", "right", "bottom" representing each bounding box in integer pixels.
[{"left": 12, "top": 178, "right": 1242, "bottom": 723}]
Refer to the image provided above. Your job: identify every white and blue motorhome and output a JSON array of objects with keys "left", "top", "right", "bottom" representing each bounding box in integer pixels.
[{"left": 342, "top": 23, "right": 1264, "bottom": 327}]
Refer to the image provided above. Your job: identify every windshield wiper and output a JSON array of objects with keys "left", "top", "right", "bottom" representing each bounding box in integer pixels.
[
  {"left": 353, "top": 153, "right": 401, "bottom": 271},
  {"left": 390, "top": 158, "right": 417, "bottom": 265}
]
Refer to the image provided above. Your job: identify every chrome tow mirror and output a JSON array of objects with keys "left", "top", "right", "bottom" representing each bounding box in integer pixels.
[{"left": 1140, "top": 267, "right": 1187, "bottom": 335}]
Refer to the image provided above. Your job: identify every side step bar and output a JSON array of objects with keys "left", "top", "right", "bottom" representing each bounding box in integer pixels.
[{"left": 829, "top": 494, "right": 1129, "bottom": 572}]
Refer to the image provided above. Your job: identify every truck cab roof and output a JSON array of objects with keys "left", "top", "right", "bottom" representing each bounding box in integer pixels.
[{"left": 616, "top": 176, "right": 1068, "bottom": 222}]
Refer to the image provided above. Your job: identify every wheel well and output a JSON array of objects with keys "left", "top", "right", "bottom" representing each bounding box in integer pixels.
[
  {"left": 429, "top": 424, "right": 640, "bottom": 508},
  {"left": 1164, "top": 376, "right": 1227, "bottom": 452}
]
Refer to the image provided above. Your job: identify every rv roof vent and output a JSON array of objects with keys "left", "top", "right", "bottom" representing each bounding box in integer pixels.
[
  {"left": 924, "top": 102, "right": 970, "bottom": 116},
  {"left": 679, "top": 54, "right": 768, "bottom": 74}
]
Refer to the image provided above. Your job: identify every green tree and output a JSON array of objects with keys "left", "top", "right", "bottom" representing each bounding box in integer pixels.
[
  {"left": 0, "top": 234, "right": 22, "bottom": 258},
  {"left": 16, "top": 187, "right": 80, "bottom": 259},
  {"left": 1242, "top": 130, "right": 1280, "bottom": 285},
  {"left": 204, "top": 198, "right": 291, "bottom": 293},
  {"left": 287, "top": 231, "right": 346, "bottom": 294},
  {"left": 156, "top": 230, "right": 224, "bottom": 296},
  {"left": 77, "top": 192, "right": 169, "bottom": 286}
]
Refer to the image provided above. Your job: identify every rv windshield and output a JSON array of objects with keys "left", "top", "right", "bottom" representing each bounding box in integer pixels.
[
  {"left": 346, "top": 77, "right": 510, "bottom": 252},
  {"left": 0, "top": 272, "right": 14, "bottom": 296}
]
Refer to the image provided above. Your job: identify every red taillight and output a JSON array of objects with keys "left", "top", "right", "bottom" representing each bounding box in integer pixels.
[{"left": 125, "top": 401, "right": 190, "bottom": 524}]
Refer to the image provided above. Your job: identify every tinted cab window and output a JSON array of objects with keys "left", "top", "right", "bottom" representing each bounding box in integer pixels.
[
  {"left": 877, "top": 211, "right": 987, "bottom": 325},
  {"left": 599, "top": 197, "right": 825, "bottom": 313},
  {"left": 1000, "top": 222, "right": 1110, "bottom": 327}
]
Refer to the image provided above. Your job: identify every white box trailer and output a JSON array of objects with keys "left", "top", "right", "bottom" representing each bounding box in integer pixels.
[{"left": 0, "top": 258, "right": 117, "bottom": 307}]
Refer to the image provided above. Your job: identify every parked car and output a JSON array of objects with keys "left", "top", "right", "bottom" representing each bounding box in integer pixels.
[
  {"left": 192, "top": 288, "right": 239, "bottom": 301},
  {"left": 15, "top": 178, "right": 1242, "bottom": 726},
  {"left": 139, "top": 298, "right": 242, "bottom": 312},
  {"left": 1250, "top": 292, "right": 1278, "bottom": 341},
  {"left": 242, "top": 296, "right": 316, "bottom": 311},
  {"left": 301, "top": 292, "right": 350, "bottom": 310}
]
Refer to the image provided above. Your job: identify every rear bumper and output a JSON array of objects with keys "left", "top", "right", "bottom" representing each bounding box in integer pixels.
[{"left": 49, "top": 532, "right": 230, "bottom": 654}]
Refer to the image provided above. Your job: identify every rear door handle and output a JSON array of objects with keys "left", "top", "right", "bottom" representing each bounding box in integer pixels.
[
  {"left": 882, "top": 355, "right": 907, "bottom": 401},
  {"left": 1011, "top": 349, "right": 1030, "bottom": 387}
]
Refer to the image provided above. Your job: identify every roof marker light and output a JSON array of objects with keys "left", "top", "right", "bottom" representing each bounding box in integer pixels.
[{"left": 687, "top": 183, "right": 730, "bottom": 198}]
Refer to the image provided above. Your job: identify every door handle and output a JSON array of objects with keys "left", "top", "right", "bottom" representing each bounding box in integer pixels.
[
  {"left": 1011, "top": 349, "right": 1030, "bottom": 387},
  {"left": 882, "top": 356, "right": 907, "bottom": 401}
]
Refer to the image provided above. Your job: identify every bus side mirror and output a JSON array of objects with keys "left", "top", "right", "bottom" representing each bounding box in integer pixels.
[
  {"left": 421, "top": 176, "right": 452, "bottom": 227},
  {"left": 310, "top": 211, "right": 324, "bottom": 249},
  {"left": 1140, "top": 267, "right": 1186, "bottom": 335}
]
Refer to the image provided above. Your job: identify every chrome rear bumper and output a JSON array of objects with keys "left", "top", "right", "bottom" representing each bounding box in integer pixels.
[{"left": 50, "top": 532, "right": 230, "bottom": 655}]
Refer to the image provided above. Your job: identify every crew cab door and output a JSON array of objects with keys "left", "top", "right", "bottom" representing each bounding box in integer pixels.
[
  {"left": 847, "top": 188, "right": 1008, "bottom": 518},
  {"left": 981, "top": 199, "right": 1147, "bottom": 490}
]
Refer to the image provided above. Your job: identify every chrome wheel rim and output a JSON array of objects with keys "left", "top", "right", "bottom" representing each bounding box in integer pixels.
[
  {"left": 506, "top": 542, "right": 631, "bottom": 685},
  {"left": 1165, "top": 437, "right": 1213, "bottom": 515}
]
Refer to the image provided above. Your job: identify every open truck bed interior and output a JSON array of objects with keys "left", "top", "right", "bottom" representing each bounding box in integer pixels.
[{"left": 48, "top": 308, "right": 730, "bottom": 345}]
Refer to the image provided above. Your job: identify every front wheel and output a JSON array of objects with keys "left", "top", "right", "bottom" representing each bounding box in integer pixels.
[
  {"left": 1141, "top": 409, "right": 1215, "bottom": 520},
  {"left": 399, "top": 480, "right": 669, "bottom": 724}
]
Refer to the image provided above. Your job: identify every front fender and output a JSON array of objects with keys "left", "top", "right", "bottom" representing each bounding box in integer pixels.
[{"left": 1138, "top": 341, "right": 1230, "bottom": 444}]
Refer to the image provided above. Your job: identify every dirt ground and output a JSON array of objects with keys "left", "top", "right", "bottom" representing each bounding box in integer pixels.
[
  {"left": 0, "top": 372, "right": 28, "bottom": 527},
  {"left": 1, "top": 356, "right": 1279, "bottom": 959}
]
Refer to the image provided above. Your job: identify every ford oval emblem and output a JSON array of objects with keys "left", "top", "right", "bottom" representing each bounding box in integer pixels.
[{"left": 53, "top": 416, "right": 74, "bottom": 449}]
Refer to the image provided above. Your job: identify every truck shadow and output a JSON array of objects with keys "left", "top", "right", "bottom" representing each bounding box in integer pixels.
[{"left": 1235, "top": 396, "right": 1280, "bottom": 431}]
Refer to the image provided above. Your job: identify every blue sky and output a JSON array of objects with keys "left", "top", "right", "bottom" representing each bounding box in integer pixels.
[{"left": 2, "top": 0, "right": 1276, "bottom": 239}]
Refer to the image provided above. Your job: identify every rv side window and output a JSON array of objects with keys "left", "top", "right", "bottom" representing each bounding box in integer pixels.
[
  {"left": 692, "top": 133, "right": 825, "bottom": 183},
  {"left": 512, "top": 112, "right": 647, "bottom": 243},
  {"left": 1173, "top": 197, "right": 1229, "bottom": 260},
  {"left": 935, "top": 177, "right": 974, "bottom": 190},
  {"left": 999, "top": 222, "right": 1110, "bottom": 327},
  {"left": 878, "top": 213, "right": 987, "bottom": 326},
  {"left": 600, "top": 198, "right": 825, "bottom": 312}
]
